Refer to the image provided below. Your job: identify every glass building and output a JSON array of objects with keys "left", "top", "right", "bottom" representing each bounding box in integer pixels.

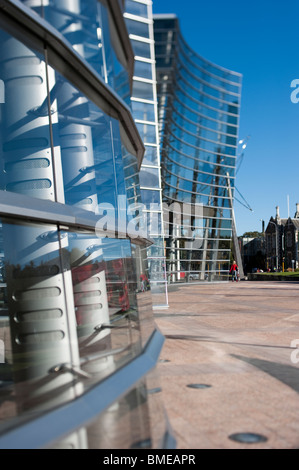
[
  {"left": 0, "top": 0, "right": 174, "bottom": 449},
  {"left": 124, "top": 0, "right": 168, "bottom": 308},
  {"left": 154, "top": 14, "right": 242, "bottom": 283}
]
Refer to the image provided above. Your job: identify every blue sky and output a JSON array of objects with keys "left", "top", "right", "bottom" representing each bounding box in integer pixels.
[{"left": 152, "top": 0, "right": 299, "bottom": 235}]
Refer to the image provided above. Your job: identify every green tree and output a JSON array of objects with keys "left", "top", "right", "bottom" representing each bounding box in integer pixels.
[{"left": 242, "top": 231, "right": 263, "bottom": 238}]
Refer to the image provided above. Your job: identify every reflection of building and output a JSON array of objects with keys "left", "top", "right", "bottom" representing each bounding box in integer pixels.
[
  {"left": 0, "top": 1, "right": 173, "bottom": 449},
  {"left": 153, "top": 15, "right": 242, "bottom": 282},
  {"left": 240, "top": 237, "right": 266, "bottom": 274},
  {"left": 266, "top": 205, "right": 299, "bottom": 270}
]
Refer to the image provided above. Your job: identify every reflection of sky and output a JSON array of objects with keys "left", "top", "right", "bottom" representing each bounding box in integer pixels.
[
  {"left": 1, "top": 222, "right": 61, "bottom": 268},
  {"left": 154, "top": 0, "right": 299, "bottom": 236},
  {"left": 100, "top": 238, "right": 132, "bottom": 261},
  {"left": 1, "top": 223, "right": 133, "bottom": 268},
  {"left": 65, "top": 233, "right": 132, "bottom": 263}
]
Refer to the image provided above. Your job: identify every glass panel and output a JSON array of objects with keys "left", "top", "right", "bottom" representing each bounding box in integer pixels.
[
  {"left": 0, "top": 218, "right": 79, "bottom": 431},
  {"left": 150, "top": 281, "right": 168, "bottom": 306},
  {"left": 43, "top": 0, "right": 105, "bottom": 78},
  {"left": 0, "top": 29, "right": 54, "bottom": 201},
  {"left": 125, "top": 18, "right": 150, "bottom": 38},
  {"left": 42, "top": 0, "right": 130, "bottom": 104},
  {"left": 142, "top": 146, "right": 158, "bottom": 165},
  {"left": 49, "top": 374, "right": 166, "bottom": 449},
  {"left": 62, "top": 232, "right": 142, "bottom": 365},
  {"left": 140, "top": 189, "right": 161, "bottom": 209},
  {"left": 134, "top": 60, "right": 153, "bottom": 80},
  {"left": 125, "top": 0, "right": 149, "bottom": 18},
  {"left": 131, "top": 101, "right": 155, "bottom": 122},
  {"left": 139, "top": 167, "right": 160, "bottom": 188},
  {"left": 131, "top": 244, "right": 155, "bottom": 347},
  {"left": 48, "top": 68, "right": 129, "bottom": 217},
  {"left": 132, "top": 80, "right": 154, "bottom": 100},
  {"left": 131, "top": 39, "right": 151, "bottom": 59},
  {"left": 136, "top": 122, "right": 156, "bottom": 143},
  {"left": 0, "top": 218, "right": 145, "bottom": 436}
]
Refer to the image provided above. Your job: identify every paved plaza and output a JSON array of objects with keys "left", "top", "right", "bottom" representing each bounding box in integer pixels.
[{"left": 154, "top": 280, "right": 299, "bottom": 449}]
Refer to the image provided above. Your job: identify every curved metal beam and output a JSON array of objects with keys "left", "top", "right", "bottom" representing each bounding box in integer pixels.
[{"left": 0, "top": 329, "right": 165, "bottom": 449}]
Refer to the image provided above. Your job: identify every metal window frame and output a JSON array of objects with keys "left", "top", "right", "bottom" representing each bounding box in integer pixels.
[
  {"left": 106, "top": 0, "right": 135, "bottom": 82},
  {"left": 0, "top": 190, "right": 153, "bottom": 247}
]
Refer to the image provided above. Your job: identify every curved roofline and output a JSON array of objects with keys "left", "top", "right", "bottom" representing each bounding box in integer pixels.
[{"left": 153, "top": 13, "right": 242, "bottom": 79}]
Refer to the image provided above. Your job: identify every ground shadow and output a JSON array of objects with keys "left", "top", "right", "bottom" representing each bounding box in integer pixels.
[
  {"left": 164, "top": 334, "right": 291, "bottom": 351},
  {"left": 232, "top": 354, "right": 299, "bottom": 394}
]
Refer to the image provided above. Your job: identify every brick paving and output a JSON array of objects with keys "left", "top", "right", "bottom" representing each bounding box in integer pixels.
[{"left": 154, "top": 280, "right": 299, "bottom": 449}]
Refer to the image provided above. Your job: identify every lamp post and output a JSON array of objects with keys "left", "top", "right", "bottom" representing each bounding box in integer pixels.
[
  {"left": 269, "top": 220, "right": 278, "bottom": 270},
  {"left": 260, "top": 219, "right": 266, "bottom": 270}
]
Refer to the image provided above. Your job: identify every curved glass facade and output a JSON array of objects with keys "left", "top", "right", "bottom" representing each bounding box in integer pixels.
[
  {"left": 0, "top": 0, "right": 173, "bottom": 450},
  {"left": 124, "top": 0, "right": 168, "bottom": 308},
  {"left": 154, "top": 15, "right": 242, "bottom": 282}
]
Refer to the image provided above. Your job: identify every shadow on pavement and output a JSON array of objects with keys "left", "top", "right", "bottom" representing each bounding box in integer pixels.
[{"left": 232, "top": 354, "right": 299, "bottom": 394}]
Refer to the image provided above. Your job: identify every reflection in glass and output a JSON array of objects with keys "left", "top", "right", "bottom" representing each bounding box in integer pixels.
[
  {"left": 131, "top": 101, "right": 155, "bottom": 122},
  {"left": 154, "top": 15, "right": 241, "bottom": 282},
  {"left": 136, "top": 122, "right": 157, "bottom": 144},
  {"left": 133, "top": 81, "right": 154, "bottom": 100},
  {"left": 125, "top": 18, "right": 150, "bottom": 38},
  {"left": 125, "top": 0, "right": 148, "bottom": 18},
  {"left": 50, "top": 374, "right": 166, "bottom": 449},
  {"left": 0, "top": 14, "right": 146, "bottom": 436},
  {"left": 133, "top": 60, "right": 153, "bottom": 80},
  {"left": 0, "top": 29, "right": 54, "bottom": 201},
  {"left": 131, "top": 39, "right": 151, "bottom": 59},
  {"left": 0, "top": 219, "right": 144, "bottom": 435},
  {"left": 24, "top": 0, "right": 130, "bottom": 104},
  {"left": 0, "top": 219, "right": 81, "bottom": 420}
]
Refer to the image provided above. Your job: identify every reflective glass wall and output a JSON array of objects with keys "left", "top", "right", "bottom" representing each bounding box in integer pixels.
[
  {"left": 124, "top": 0, "right": 168, "bottom": 307},
  {"left": 0, "top": 0, "right": 171, "bottom": 449},
  {"left": 154, "top": 15, "right": 242, "bottom": 282}
]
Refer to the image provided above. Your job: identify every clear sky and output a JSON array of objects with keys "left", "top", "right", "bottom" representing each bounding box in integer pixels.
[{"left": 152, "top": 0, "right": 299, "bottom": 235}]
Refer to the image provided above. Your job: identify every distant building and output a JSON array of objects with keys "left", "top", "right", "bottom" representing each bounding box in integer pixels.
[
  {"left": 265, "top": 205, "right": 299, "bottom": 270},
  {"left": 265, "top": 206, "right": 287, "bottom": 270},
  {"left": 283, "top": 204, "right": 299, "bottom": 269}
]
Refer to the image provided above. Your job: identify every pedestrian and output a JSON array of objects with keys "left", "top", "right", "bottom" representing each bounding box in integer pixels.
[
  {"left": 140, "top": 273, "right": 148, "bottom": 292},
  {"left": 229, "top": 260, "right": 239, "bottom": 282}
]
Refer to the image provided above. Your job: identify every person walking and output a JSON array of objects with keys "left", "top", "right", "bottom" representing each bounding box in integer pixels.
[{"left": 229, "top": 260, "right": 239, "bottom": 282}]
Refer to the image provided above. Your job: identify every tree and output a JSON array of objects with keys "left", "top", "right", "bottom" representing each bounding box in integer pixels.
[{"left": 242, "top": 231, "right": 263, "bottom": 238}]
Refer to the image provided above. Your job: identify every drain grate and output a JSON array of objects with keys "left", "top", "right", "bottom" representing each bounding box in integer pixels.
[
  {"left": 147, "top": 387, "right": 162, "bottom": 394},
  {"left": 187, "top": 384, "right": 211, "bottom": 389},
  {"left": 229, "top": 432, "right": 268, "bottom": 444}
]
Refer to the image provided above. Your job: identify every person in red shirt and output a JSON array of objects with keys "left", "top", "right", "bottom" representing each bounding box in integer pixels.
[{"left": 229, "top": 261, "right": 239, "bottom": 282}]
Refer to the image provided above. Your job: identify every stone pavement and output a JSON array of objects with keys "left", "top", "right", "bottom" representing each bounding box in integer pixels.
[{"left": 154, "top": 280, "right": 299, "bottom": 449}]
